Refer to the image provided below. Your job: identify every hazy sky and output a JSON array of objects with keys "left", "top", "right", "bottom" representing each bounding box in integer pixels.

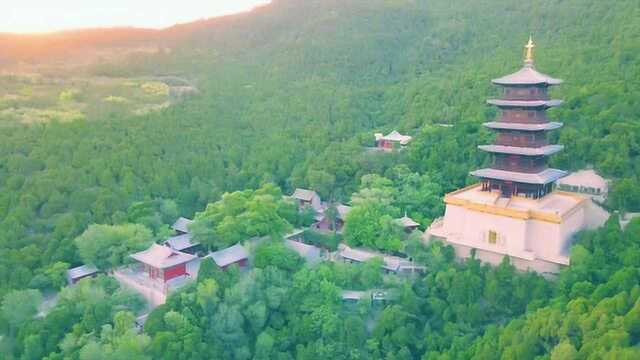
[{"left": 2, "top": 0, "right": 272, "bottom": 33}]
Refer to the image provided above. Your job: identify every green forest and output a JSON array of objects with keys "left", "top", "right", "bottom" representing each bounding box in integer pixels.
[{"left": 1, "top": 0, "right": 640, "bottom": 358}]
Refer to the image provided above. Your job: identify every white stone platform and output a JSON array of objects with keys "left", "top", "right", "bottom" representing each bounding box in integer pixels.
[{"left": 426, "top": 184, "right": 609, "bottom": 274}]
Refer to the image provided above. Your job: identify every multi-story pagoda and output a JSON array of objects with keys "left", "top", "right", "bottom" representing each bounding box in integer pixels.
[
  {"left": 471, "top": 36, "right": 566, "bottom": 199},
  {"left": 426, "top": 38, "right": 610, "bottom": 275}
]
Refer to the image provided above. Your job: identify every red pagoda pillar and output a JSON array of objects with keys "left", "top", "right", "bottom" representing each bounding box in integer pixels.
[{"left": 471, "top": 36, "right": 567, "bottom": 199}]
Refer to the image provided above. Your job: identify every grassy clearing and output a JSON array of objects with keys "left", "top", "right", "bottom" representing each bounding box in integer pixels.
[{"left": 0, "top": 73, "right": 185, "bottom": 124}]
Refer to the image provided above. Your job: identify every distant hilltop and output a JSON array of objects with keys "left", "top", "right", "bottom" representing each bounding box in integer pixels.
[{"left": 0, "top": 0, "right": 275, "bottom": 66}]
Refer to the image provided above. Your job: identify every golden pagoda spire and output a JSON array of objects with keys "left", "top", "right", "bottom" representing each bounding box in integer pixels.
[{"left": 524, "top": 35, "right": 535, "bottom": 64}]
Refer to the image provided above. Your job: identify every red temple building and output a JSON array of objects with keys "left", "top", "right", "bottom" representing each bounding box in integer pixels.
[
  {"left": 374, "top": 130, "right": 412, "bottom": 151},
  {"left": 130, "top": 244, "right": 197, "bottom": 283},
  {"left": 470, "top": 36, "right": 566, "bottom": 199}
]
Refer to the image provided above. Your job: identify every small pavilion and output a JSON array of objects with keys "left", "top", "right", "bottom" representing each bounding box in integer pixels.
[
  {"left": 374, "top": 131, "right": 412, "bottom": 151},
  {"left": 395, "top": 213, "right": 420, "bottom": 233}
]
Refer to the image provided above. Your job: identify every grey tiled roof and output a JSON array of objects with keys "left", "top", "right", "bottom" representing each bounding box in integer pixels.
[
  {"left": 292, "top": 188, "right": 318, "bottom": 202},
  {"left": 338, "top": 245, "right": 401, "bottom": 272},
  {"left": 171, "top": 217, "right": 193, "bottom": 233},
  {"left": 285, "top": 240, "right": 321, "bottom": 262},
  {"left": 67, "top": 264, "right": 99, "bottom": 280},
  {"left": 164, "top": 233, "right": 199, "bottom": 251},
  {"left": 208, "top": 244, "right": 249, "bottom": 267}
]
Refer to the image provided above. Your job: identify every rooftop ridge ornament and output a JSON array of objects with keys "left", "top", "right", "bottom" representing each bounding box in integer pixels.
[{"left": 524, "top": 35, "right": 535, "bottom": 66}]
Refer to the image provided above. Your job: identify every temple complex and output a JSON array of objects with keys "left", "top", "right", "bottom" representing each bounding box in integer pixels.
[{"left": 426, "top": 37, "right": 609, "bottom": 275}]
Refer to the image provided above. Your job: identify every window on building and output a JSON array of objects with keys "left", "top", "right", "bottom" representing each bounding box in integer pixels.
[{"left": 488, "top": 230, "right": 497, "bottom": 244}]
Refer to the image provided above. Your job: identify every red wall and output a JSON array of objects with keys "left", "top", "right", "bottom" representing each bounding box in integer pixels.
[
  {"left": 377, "top": 140, "right": 393, "bottom": 149},
  {"left": 163, "top": 263, "right": 187, "bottom": 281}
]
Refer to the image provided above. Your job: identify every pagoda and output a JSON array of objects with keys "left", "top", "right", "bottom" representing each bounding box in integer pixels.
[
  {"left": 471, "top": 36, "right": 566, "bottom": 199},
  {"left": 426, "top": 38, "right": 610, "bottom": 275}
]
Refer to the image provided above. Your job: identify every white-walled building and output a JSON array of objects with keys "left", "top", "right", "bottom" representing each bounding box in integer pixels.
[{"left": 427, "top": 184, "right": 608, "bottom": 274}]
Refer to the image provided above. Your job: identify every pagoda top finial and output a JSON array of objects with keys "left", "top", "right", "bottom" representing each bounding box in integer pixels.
[
  {"left": 492, "top": 35, "right": 562, "bottom": 86},
  {"left": 524, "top": 35, "right": 535, "bottom": 65}
]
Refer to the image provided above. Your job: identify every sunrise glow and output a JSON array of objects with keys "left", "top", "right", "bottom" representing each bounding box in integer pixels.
[{"left": 2, "top": 0, "right": 272, "bottom": 34}]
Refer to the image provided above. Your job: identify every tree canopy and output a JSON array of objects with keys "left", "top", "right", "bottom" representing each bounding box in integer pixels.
[
  {"left": 1, "top": 0, "right": 640, "bottom": 358},
  {"left": 74, "top": 224, "right": 153, "bottom": 270},
  {"left": 191, "top": 184, "right": 294, "bottom": 250}
]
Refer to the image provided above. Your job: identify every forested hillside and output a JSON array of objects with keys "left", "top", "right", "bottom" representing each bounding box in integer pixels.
[{"left": 1, "top": 0, "right": 639, "bottom": 359}]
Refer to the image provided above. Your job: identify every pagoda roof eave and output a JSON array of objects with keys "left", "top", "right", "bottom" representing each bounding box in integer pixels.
[
  {"left": 470, "top": 168, "right": 568, "bottom": 185},
  {"left": 483, "top": 121, "right": 563, "bottom": 131},
  {"left": 478, "top": 144, "right": 564, "bottom": 156},
  {"left": 492, "top": 65, "right": 563, "bottom": 86},
  {"left": 487, "top": 99, "right": 563, "bottom": 108}
]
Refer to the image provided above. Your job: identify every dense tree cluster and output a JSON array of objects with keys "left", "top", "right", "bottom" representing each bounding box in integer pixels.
[
  {"left": 439, "top": 220, "right": 640, "bottom": 359},
  {"left": 344, "top": 170, "right": 443, "bottom": 252},
  {"left": 4, "top": 219, "right": 640, "bottom": 359},
  {"left": 1, "top": 276, "right": 146, "bottom": 359},
  {"left": 75, "top": 224, "right": 153, "bottom": 270},
  {"left": 1, "top": 0, "right": 639, "bottom": 358},
  {"left": 190, "top": 184, "right": 295, "bottom": 250}
]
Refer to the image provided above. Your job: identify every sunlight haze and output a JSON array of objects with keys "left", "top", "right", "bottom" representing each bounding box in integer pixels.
[{"left": 2, "top": 0, "right": 272, "bottom": 33}]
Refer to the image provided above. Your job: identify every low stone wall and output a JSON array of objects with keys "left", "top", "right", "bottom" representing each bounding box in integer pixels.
[{"left": 447, "top": 242, "right": 563, "bottom": 276}]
